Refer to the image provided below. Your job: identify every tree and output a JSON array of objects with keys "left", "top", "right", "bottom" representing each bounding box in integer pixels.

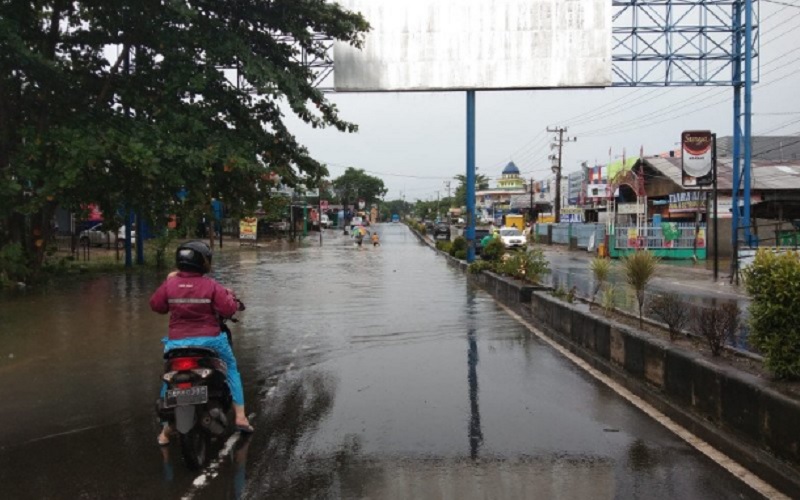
[
  {"left": 453, "top": 173, "right": 490, "bottom": 208},
  {"left": 623, "top": 251, "right": 659, "bottom": 328},
  {"left": 332, "top": 168, "right": 387, "bottom": 210},
  {"left": 0, "top": 1, "right": 369, "bottom": 272},
  {"left": 382, "top": 199, "right": 412, "bottom": 219}
]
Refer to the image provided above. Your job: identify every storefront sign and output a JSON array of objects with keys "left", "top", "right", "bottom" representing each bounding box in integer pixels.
[
  {"left": 239, "top": 217, "right": 258, "bottom": 241},
  {"left": 669, "top": 191, "right": 707, "bottom": 213},
  {"left": 616, "top": 203, "right": 644, "bottom": 215},
  {"left": 681, "top": 130, "right": 713, "bottom": 186}
]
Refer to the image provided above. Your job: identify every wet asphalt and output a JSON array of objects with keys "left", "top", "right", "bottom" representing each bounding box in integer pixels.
[{"left": 0, "top": 224, "right": 762, "bottom": 499}]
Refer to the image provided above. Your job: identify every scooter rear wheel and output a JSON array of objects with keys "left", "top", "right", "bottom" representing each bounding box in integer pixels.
[{"left": 179, "top": 427, "right": 209, "bottom": 470}]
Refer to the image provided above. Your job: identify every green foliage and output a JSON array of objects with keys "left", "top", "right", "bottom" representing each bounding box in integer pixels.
[
  {"left": 649, "top": 293, "right": 690, "bottom": 341},
  {"left": 743, "top": 250, "right": 800, "bottom": 378},
  {"left": 453, "top": 174, "right": 489, "bottom": 208},
  {"left": 450, "top": 237, "right": 468, "bottom": 257},
  {"left": 151, "top": 229, "right": 177, "bottom": 270},
  {"left": 468, "top": 260, "right": 496, "bottom": 274},
  {"left": 497, "top": 248, "right": 550, "bottom": 284},
  {"left": 623, "top": 251, "right": 659, "bottom": 328},
  {"left": 261, "top": 195, "right": 291, "bottom": 222},
  {"left": 590, "top": 257, "right": 612, "bottom": 305},
  {"left": 382, "top": 199, "right": 412, "bottom": 220},
  {"left": 601, "top": 285, "right": 619, "bottom": 317},
  {"left": 482, "top": 237, "right": 505, "bottom": 261},
  {"left": 0, "top": 1, "right": 368, "bottom": 271},
  {"left": 690, "top": 303, "right": 741, "bottom": 357},
  {"left": 436, "top": 240, "right": 452, "bottom": 253},
  {"left": 454, "top": 249, "right": 467, "bottom": 260},
  {"left": 332, "top": 168, "right": 388, "bottom": 209},
  {"left": 0, "top": 243, "right": 31, "bottom": 286}
]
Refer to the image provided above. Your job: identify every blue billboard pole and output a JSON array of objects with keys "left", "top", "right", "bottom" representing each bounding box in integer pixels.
[{"left": 466, "top": 91, "right": 476, "bottom": 263}]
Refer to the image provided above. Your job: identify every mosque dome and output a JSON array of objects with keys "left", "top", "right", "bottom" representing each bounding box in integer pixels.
[{"left": 502, "top": 161, "right": 520, "bottom": 175}]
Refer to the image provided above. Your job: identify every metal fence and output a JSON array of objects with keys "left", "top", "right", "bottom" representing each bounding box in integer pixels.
[
  {"left": 573, "top": 224, "right": 606, "bottom": 249},
  {"left": 614, "top": 223, "right": 704, "bottom": 250},
  {"left": 552, "top": 224, "right": 570, "bottom": 245},
  {"left": 538, "top": 223, "right": 606, "bottom": 249}
]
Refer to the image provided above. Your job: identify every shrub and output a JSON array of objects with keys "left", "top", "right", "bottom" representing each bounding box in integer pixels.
[
  {"left": 436, "top": 240, "right": 452, "bottom": 254},
  {"left": 590, "top": 257, "right": 611, "bottom": 306},
  {"left": 690, "top": 302, "right": 740, "bottom": 356},
  {"left": 566, "top": 286, "right": 577, "bottom": 304},
  {"left": 450, "top": 236, "right": 467, "bottom": 256},
  {"left": 468, "top": 260, "right": 495, "bottom": 274},
  {"left": 648, "top": 292, "right": 690, "bottom": 341},
  {"left": 152, "top": 229, "right": 176, "bottom": 270},
  {"left": 743, "top": 250, "right": 800, "bottom": 378},
  {"left": 601, "top": 285, "right": 619, "bottom": 317},
  {"left": 497, "top": 248, "right": 550, "bottom": 284},
  {"left": 0, "top": 243, "right": 30, "bottom": 286},
  {"left": 482, "top": 237, "right": 505, "bottom": 261},
  {"left": 454, "top": 249, "right": 467, "bottom": 260},
  {"left": 623, "top": 250, "right": 658, "bottom": 328}
]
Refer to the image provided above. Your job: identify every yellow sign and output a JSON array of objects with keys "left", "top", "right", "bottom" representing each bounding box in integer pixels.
[{"left": 239, "top": 217, "right": 257, "bottom": 241}]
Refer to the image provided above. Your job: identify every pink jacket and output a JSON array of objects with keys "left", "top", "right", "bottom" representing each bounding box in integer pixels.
[{"left": 149, "top": 272, "right": 238, "bottom": 340}]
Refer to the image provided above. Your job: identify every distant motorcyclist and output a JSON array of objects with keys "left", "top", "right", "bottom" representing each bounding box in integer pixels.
[{"left": 150, "top": 240, "right": 253, "bottom": 445}]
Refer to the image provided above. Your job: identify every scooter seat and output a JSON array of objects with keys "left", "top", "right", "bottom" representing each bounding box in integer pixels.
[{"left": 164, "top": 346, "right": 219, "bottom": 359}]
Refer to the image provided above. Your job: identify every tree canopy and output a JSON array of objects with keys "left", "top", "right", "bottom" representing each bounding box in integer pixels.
[
  {"left": 453, "top": 173, "right": 490, "bottom": 208},
  {"left": 0, "top": 0, "right": 368, "bottom": 267},
  {"left": 331, "top": 167, "right": 387, "bottom": 208}
]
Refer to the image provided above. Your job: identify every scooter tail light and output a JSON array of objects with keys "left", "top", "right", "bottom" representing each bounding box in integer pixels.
[{"left": 171, "top": 357, "right": 200, "bottom": 371}]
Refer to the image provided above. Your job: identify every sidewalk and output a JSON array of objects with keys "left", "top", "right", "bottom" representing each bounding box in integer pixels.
[{"left": 536, "top": 244, "right": 748, "bottom": 301}]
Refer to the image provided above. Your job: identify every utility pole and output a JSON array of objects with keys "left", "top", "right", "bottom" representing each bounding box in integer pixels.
[
  {"left": 547, "top": 126, "right": 576, "bottom": 223},
  {"left": 529, "top": 177, "right": 534, "bottom": 222}
]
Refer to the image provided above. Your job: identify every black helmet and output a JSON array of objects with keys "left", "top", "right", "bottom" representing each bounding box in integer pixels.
[{"left": 176, "top": 240, "right": 212, "bottom": 273}]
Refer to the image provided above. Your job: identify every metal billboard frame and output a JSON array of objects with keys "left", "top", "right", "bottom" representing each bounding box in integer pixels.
[{"left": 240, "top": 0, "right": 759, "bottom": 270}]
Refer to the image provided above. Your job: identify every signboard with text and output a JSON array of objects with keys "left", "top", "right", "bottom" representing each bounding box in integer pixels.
[
  {"left": 681, "top": 130, "right": 713, "bottom": 186},
  {"left": 239, "top": 218, "right": 258, "bottom": 241},
  {"left": 669, "top": 191, "right": 707, "bottom": 213}
]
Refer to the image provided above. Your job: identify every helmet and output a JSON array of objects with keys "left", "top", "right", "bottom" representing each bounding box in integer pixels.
[{"left": 175, "top": 240, "right": 212, "bottom": 273}]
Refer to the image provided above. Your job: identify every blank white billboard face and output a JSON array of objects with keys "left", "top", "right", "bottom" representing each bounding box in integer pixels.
[{"left": 334, "top": 0, "right": 611, "bottom": 92}]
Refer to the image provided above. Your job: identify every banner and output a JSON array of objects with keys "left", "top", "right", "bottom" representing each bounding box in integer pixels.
[
  {"left": 669, "top": 191, "right": 707, "bottom": 213},
  {"left": 239, "top": 217, "right": 257, "bottom": 241},
  {"left": 681, "top": 130, "right": 713, "bottom": 186}
]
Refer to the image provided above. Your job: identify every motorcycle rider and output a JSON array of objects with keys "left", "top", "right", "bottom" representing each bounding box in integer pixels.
[{"left": 150, "top": 240, "right": 253, "bottom": 445}]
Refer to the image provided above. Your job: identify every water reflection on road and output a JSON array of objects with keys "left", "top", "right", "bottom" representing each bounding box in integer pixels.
[{"left": 0, "top": 224, "right": 761, "bottom": 499}]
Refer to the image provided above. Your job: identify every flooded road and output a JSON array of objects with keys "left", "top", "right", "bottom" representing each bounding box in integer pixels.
[{"left": 0, "top": 224, "right": 762, "bottom": 499}]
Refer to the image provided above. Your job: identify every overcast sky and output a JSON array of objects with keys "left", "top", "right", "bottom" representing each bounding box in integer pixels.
[{"left": 285, "top": 1, "right": 800, "bottom": 202}]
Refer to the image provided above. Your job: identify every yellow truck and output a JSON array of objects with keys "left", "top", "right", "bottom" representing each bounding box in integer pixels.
[{"left": 503, "top": 214, "right": 525, "bottom": 231}]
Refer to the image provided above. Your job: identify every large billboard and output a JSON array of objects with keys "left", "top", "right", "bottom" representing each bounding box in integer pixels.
[
  {"left": 681, "top": 130, "right": 714, "bottom": 187},
  {"left": 334, "top": 0, "right": 611, "bottom": 91}
]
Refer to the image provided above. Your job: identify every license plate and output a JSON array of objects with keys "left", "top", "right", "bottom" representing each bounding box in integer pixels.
[{"left": 165, "top": 386, "right": 208, "bottom": 408}]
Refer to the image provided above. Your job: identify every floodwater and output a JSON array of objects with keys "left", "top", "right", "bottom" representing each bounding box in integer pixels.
[{"left": 0, "top": 225, "right": 763, "bottom": 499}]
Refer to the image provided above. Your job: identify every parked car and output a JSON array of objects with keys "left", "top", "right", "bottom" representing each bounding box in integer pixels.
[
  {"left": 433, "top": 223, "right": 451, "bottom": 240},
  {"left": 499, "top": 226, "right": 526, "bottom": 249},
  {"left": 79, "top": 223, "right": 136, "bottom": 248},
  {"left": 320, "top": 214, "right": 331, "bottom": 228}
]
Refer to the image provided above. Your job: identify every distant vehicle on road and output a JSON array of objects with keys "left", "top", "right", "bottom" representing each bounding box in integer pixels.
[
  {"left": 79, "top": 223, "right": 136, "bottom": 248},
  {"left": 392, "top": 214, "right": 400, "bottom": 223},
  {"left": 499, "top": 227, "right": 526, "bottom": 249},
  {"left": 424, "top": 220, "right": 435, "bottom": 232},
  {"left": 433, "top": 223, "right": 451, "bottom": 240},
  {"left": 320, "top": 214, "right": 331, "bottom": 228}
]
